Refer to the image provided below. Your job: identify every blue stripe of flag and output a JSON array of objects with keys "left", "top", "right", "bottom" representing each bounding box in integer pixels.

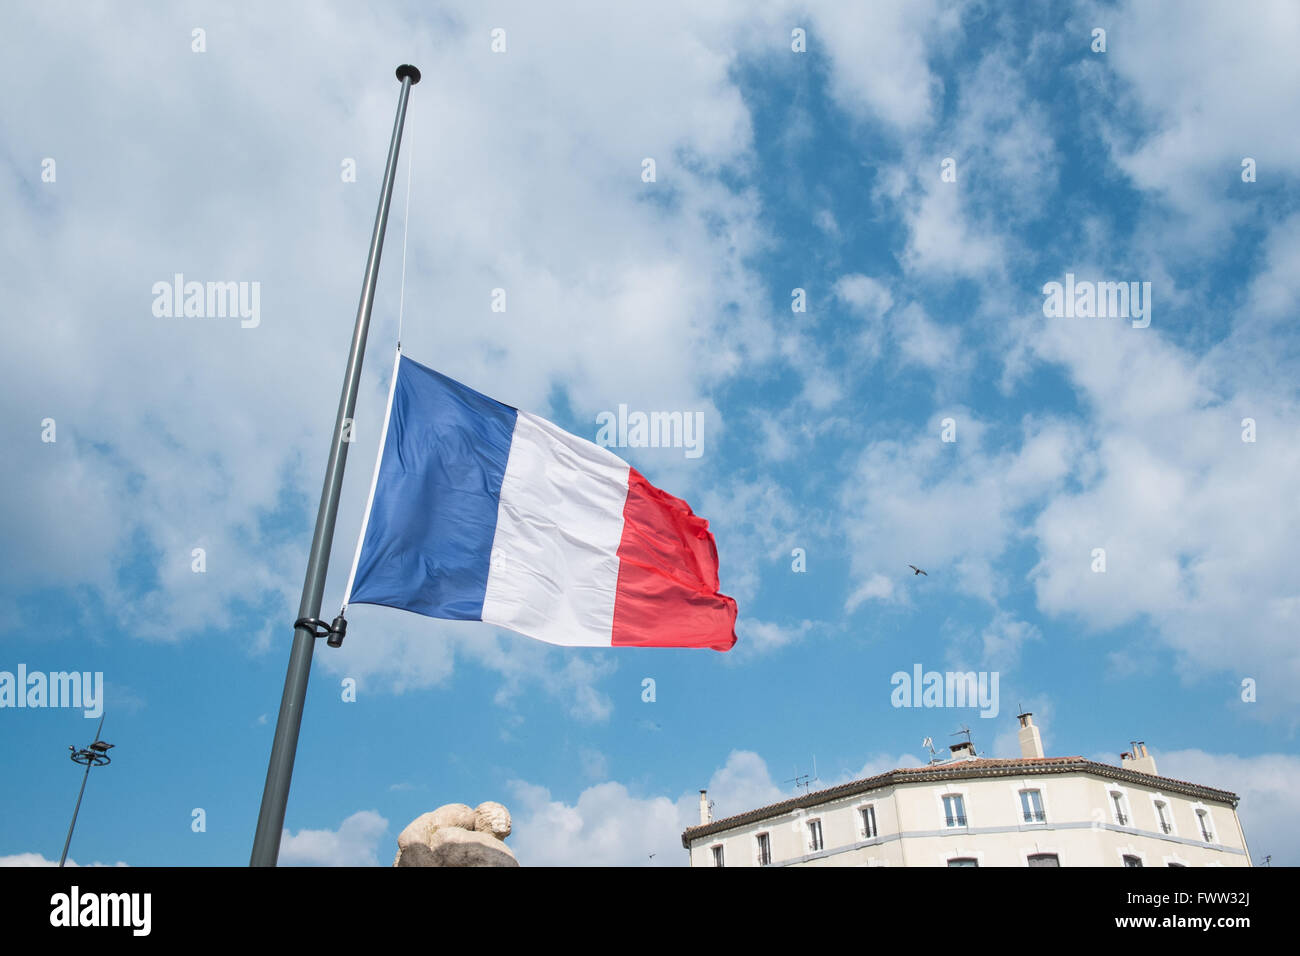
[{"left": 347, "top": 355, "right": 519, "bottom": 620}]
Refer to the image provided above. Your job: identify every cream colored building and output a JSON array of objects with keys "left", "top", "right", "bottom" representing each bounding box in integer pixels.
[{"left": 682, "top": 714, "right": 1251, "bottom": 867}]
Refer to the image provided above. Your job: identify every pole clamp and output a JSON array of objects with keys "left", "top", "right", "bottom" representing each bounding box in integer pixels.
[{"left": 294, "top": 615, "right": 348, "bottom": 648}]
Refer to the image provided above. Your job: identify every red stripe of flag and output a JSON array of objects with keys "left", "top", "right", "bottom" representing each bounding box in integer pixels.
[{"left": 611, "top": 469, "right": 738, "bottom": 650}]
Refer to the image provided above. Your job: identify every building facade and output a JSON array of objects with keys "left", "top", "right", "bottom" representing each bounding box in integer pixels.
[{"left": 682, "top": 714, "right": 1251, "bottom": 867}]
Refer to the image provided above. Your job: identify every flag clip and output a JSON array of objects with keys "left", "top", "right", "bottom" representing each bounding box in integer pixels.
[{"left": 293, "top": 615, "right": 348, "bottom": 648}]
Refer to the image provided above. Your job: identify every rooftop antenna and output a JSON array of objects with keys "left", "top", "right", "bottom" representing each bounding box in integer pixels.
[
  {"left": 784, "top": 764, "right": 812, "bottom": 793},
  {"left": 785, "top": 756, "right": 822, "bottom": 793},
  {"left": 950, "top": 724, "right": 976, "bottom": 756},
  {"left": 922, "top": 736, "right": 940, "bottom": 763}
]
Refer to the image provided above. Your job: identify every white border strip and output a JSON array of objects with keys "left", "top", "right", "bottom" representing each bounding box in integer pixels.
[{"left": 340, "top": 346, "right": 404, "bottom": 612}]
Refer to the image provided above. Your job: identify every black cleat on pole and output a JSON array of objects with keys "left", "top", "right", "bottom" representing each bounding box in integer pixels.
[{"left": 250, "top": 65, "right": 420, "bottom": 867}]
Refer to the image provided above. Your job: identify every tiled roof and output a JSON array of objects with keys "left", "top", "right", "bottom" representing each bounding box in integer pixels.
[{"left": 681, "top": 756, "right": 1240, "bottom": 847}]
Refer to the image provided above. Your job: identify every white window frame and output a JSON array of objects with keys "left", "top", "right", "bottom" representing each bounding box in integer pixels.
[
  {"left": 1108, "top": 786, "right": 1133, "bottom": 827},
  {"left": 1018, "top": 786, "right": 1047, "bottom": 825},
  {"left": 807, "top": 817, "right": 824, "bottom": 853},
  {"left": 755, "top": 831, "right": 772, "bottom": 867},
  {"left": 858, "top": 803, "right": 878, "bottom": 840},
  {"left": 1150, "top": 793, "right": 1177, "bottom": 836},
  {"left": 936, "top": 787, "right": 970, "bottom": 829},
  {"left": 711, "top": 843, "right": 724, "bottom": 867},
  {"left": 943, "top": 793, "right": 967, "bottom": 828},
  {"left": 1192, "top": 804, "right": 1215, "bottom": 844}
]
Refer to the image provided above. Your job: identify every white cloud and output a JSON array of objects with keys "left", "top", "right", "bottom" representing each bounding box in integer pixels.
[
  {"left": 507, "top": 779, "right": 683, "bottom": 867},
  {"left": 1085, "top": 0, "right": 1300, "bottom": 242},
  {"left": 320, "top": 606, "right": 617, "bottom": 721},
  {"left": 1242, "top": 213, "right": 1300, "bottom": 322},
  {"left": 948, "top": 49, "right": 1061, "bottom": 222},
  {"left": 734, "top": 617, "right": 813, "bottom": 656},
  {"left": 1027, "top": 320, "right": 1300, "bottom": 717},
  {"left": 841, "top": 413, "right": 1079, "bottom": 610},
  {"left": 279, "top": 810, "right": 389, "bottom": 867},
  {"left": 0, "top": 853, "right": 127, "bottom": 867},
  {"left": 867, "top": 42, "right": 1065, "bottom": 287},
  {"left": 894, "top": 302, "right": 965, "bottom": 372},
  {"left": 901, "top": 175, "right": 1005, "bottom": 278},
  {"left": 507, "top": 749, "right": 784, "bottom": 866},
  {"left": 701, "top": 750, "right": 787, "bottom": 820},
  {"left": 845, "top": 573, "right": 895, "bottom": 612},
  {"left": 810, "top": 0, "right": 957, "bottom": 129},
  {"left": 842, "top": 253, "right": 1300, "bottom": 718},
  {"left": 854, "top": 752, "right": 926, "bottom": 778},
  {"left": 1209, "top": 212, "right": 1300, "bottom": 396},
  {"left": 835, "top": 274, "right": 894, "bottom": 316},
  {"left": 834, "top": 287, "right": 971, "bottom": 390},
  {"left": 813, "top": 208, "right": 840, "bottom": 236},
  {"left": 978, "top": 610, "right": 1042, "bottom": 670},
  {"left": 701, "top": 476, "right": 808, "bottom": 605}
]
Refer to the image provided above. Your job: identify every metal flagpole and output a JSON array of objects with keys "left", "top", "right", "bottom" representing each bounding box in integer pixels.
[{"left": 250, "top": 64, "right": 421, "bottom": 867}]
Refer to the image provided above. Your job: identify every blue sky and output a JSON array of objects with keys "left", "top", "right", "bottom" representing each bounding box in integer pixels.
[{"left": 2, "top": 1, "right": 1298, "bottom": 867}]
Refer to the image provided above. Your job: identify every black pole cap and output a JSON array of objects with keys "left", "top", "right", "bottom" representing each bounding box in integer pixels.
[{"left": 396, "top": 64, "right": 421, "bottom": 85}]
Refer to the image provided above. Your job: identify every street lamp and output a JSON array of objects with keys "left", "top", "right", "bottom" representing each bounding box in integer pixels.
[{"left": 59, "top": 714, "right": 114, "bottom": 867}]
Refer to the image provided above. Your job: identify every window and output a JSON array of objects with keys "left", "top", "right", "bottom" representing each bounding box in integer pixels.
[
  {"left": 1155, "top": 801, "right": 1172, "bottom": 834},
  {"left": 1167, "top": 861, "right": 1186, "bottom": 868},
  {"left": 1020, "top": 789, "right": 1046, "bottom": 823},
  {"left": 1110, "top": 791, "right": 1129, "bottom": 826},
  {"left": 947, "top": 857, "right": 978, "bottom": 867},
  {"left": 1123, "top": 855, "right": 1143, "bottom": 867},
  {"left": 860, "top": 805, "right": 878, "bottom": 839},
  {"left": 807, "top": 818, "right": 823, "bottom": 852},
  {"left": 1197, "top": 809, "right": 1214, "bottom": 842},
  {"left": 1027, "top": 853, "right": 1060, "bottom": 867},
  {"left": 756, "top": 832, "right": 771, "bottom": 866},
  {"left": 943, "top": 794, "right": 967, "bottom": 828},
  {"left": 711, "top": 845, "right": 724, "bottom": 867}
]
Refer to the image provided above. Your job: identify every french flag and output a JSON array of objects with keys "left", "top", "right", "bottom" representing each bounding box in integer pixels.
[{"left": 342, "top": 352, "right": 737, "bottom": 651}]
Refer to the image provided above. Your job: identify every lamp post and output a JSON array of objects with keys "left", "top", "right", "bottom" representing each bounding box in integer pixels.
[{"left": 59, "top": 714, "right": 113, "bottom": 867}]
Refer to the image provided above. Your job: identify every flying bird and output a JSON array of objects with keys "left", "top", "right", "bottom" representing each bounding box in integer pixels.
[{"left": 908, "top": 565, "right": 928, "bottom": 576}]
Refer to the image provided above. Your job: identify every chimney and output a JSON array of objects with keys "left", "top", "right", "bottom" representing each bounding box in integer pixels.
[
  {"left": 1017, "top": 712, "right": 1045, "bottom": 759},
  {"left": 1121, "top": 740, "right": 1158, "bottom": 776},
  {"left": 698, "top": 790, "right": 711, "bottom": 825},
  {"left": 948, "top": 741, "right": 976, "bottom": 761}
]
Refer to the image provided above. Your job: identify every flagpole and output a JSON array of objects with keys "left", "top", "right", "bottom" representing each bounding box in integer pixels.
[{"left": 250, "top": 64, "right": 421, "bottom": 867}]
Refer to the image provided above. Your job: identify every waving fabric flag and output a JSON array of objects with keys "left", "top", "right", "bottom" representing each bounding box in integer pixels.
[{"left": 342, "top": 351, "right": 737, "bottom": 651}]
